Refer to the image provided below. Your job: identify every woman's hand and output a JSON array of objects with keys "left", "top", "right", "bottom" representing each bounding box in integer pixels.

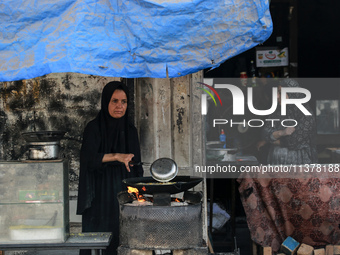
[
  {"left": 272, "top": 127, "right": 296, "bottom": 141},
  {"left": 102, "top": 153, "right": 135, "bottom": 172},
  {"left": 115, "top": 153, "right": 135, "bottom": 172},
  {"left": 280, "top": 127, "right": 296, "bottom": 136}
]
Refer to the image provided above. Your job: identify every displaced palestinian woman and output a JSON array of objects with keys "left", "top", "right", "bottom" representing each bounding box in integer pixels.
[
  {"left": 77, "top": 81, "right": 143, "bottom": 255},
  {"left": 262, "top": 78, "right": 318, "bottom": 165}
]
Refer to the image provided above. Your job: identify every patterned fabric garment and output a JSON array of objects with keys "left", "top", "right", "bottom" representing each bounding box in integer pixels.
[
  {"left": 238, "top": 173, "right": 340, "bottom": 252},
  {"left": 262, "top": 79, "right": 318, "bottom": 165},
  {"left": 239, "top": 79, "right": 327, "bottom": 253}
]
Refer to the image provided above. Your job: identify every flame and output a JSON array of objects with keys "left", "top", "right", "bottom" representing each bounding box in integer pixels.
[
  {"left": 127, "top": 186, "right": 139, "bottom": 193},
  {"left": 142, "top": 186, "right": 146, "bottom": 191},
  {"left": 127, "top": 186, "right": 146, "bottom": 202},
  {"left": 174, "top": 198, "right": 181, "bottom": 202},
  {"left": 137, "top": 195, "right": 146, "bottom": 202}
]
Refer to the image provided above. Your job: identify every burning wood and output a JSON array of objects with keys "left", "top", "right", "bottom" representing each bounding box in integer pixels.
[
  {"left": 126, "top": 186, "right": 188, "bottom": 206},
  {"left": 131, "top": 200, "right": 153, "bottom": 206},
  {"left": 127, "top": 186, "right": 146, "bottom": 202}
]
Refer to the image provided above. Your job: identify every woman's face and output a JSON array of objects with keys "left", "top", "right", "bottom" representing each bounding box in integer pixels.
[{"left": 108, "top": 89, "right": 127, "bottom": 118}]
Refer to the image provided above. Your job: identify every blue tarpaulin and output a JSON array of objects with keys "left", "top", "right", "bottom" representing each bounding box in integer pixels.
[{"left": 0, "top": 0, "right": 272, "bottom": 81}]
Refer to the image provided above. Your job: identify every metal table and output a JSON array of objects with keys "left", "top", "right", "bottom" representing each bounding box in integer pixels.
[{"left": 0, "top": 232, "right": 112, "bottom": 255}]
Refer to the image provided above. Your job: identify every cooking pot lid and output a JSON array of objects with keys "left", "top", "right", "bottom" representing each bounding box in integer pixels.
[{"left": 150, "top": 158, "right": 178, "bottom": 182}]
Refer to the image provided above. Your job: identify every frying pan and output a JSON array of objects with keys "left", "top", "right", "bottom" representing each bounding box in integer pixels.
[{"left": 122, "top": 176, "right": 203, "bottom": 194}]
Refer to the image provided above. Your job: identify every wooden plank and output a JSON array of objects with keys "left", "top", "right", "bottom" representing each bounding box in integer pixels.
[
  {"left": 171, "top": 75, "right": 190, "bottom": 167},
  {"left": 297, "top": 243, "right": 313, "bottom": 255},
  {"left": 190, "top": 71, "right": 204, "bottom": 168},
  {"left": 136, "top": 78, "right": 156, "bottom": 164},
  {"left": 263, "top": 246, "right": 272, "bottom": 255},
  {"left": 117, "top": 247, "right": 153, "bottom": 255},
  {"left": 334, "top": 245, "right": 340, "bottom": 255},
  {"left": 252, "top": 241, "right": 258, "bottom": 255},
  {"left": 314, "top": 248, "right": 325, "bottom": 255},
  {"left": 325, "top": 245, "right": 334, "bottom": 255},
  {"left": 153, "top": 78, "right": 172, "bottom": 159}
]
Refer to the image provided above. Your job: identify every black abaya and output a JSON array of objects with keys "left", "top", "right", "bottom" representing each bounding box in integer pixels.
[{"left": 76, "top": 82, "right": 143, "bottom": 255}]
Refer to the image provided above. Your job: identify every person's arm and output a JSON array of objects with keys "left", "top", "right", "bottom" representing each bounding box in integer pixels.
[
  {"left": 271, "top": 127, "right": 295, "bottom": 140},
  {"left": 102, "top": 153, "right": 134, "bottom": 172},
  {"left": 81, "top": 122, "right": 135, "bottom": 172}
]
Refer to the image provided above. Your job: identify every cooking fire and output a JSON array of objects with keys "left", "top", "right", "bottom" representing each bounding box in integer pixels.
[{"left": 126, "top": 186, "right": 184, "bottom": 205}]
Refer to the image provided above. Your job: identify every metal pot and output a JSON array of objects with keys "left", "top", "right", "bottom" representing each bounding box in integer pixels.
[
  {"left": 22, "top": 131, "right": 65, "bottom": 160},
  {"left": 27, "top": 141, "right": 60, "bottom": 160},
  {"left": 206, "top": 141, "right": 238, "bottom": 161}
]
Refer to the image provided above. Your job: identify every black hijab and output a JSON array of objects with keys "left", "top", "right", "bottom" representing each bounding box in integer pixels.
[{"left": 96, "top": 81, "right": 130, "bottom": 154}]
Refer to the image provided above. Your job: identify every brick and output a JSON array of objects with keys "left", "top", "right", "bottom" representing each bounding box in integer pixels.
[
  {"left": 297, "top": 243, "right": 314, "bottom": 255},
  {"left": 314, "top": 248, "right": 325, "bottom": 255},
  {"left": 263, "top": 247, "right": 272, "bottom": 255},
  {"left": 325, "top": 245, "right": 333, "bottom": 255},
  {"left": 334, "top": 245, "right": 340, "bottom": 255},
  {"left": 281, "top": 236, "right": 300, "bottom": 255}
]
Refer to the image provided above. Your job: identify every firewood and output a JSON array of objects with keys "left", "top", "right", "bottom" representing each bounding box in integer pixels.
[
  {"left": 263, "top": 247, "right": 272, "bottom": 255},
  {"left": 325, "top": 245, "right": 334, "bottom": 255},
  {"left": 129, "top": 250, "right": 153, "bottom": 255},
  {"left": 314, "top": 248, "right": 325, "bottom": 255},
  {"left": 280, "top": 236, "right": 300, "bottom": 255},
  {"left": 297, "top": 243, "right": 314, "bottom": 255},
  {"left": 334, "top": 245, "right": 340, "bottom": 255}
]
